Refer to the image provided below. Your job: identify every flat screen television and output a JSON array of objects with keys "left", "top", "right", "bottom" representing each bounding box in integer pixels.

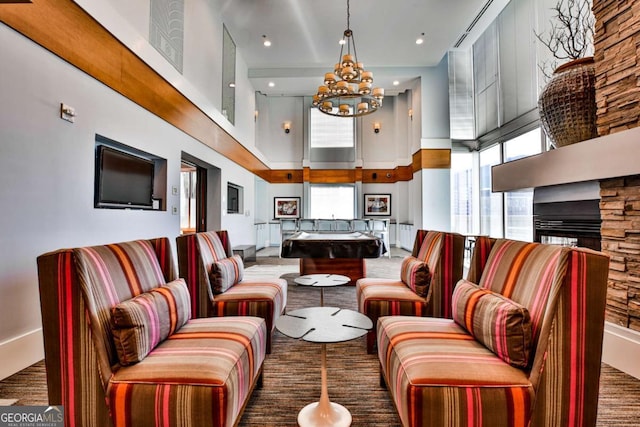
[{"left": 95, "top": 145, "right": 155, "bottom": 209}]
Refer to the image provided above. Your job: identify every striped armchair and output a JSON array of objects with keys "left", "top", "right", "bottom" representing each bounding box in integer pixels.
[
  {"left": 37, "top": 238, "right": 266, "bottom": 427},
  {"left": 377, "top": 238, "right": 610, "bottom": 427},
  {"left": 176, "top": 230, "right": 287, "bottom": 353},
  {"left": 356, "top": 230, "right": 465, "bottom": 353}
]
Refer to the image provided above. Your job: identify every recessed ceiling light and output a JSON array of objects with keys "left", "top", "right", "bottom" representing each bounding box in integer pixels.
[
  {"left": 228, "top": 82, "right": 236, "bottom": 88},
  {"left": 268, "top": 82, "right": 275, "bottom": 87},
  {"left": 339, "top": 39, "right": 346, "bottom": 45},
  {"left": 416, "top": 32, "right": 425, "bottom": 45},
  {"left": 262, "top": 35, "right": 271, "bottom": 47},
  {"left": 393, "top": 80, "right": 400, "bottom": 86}
]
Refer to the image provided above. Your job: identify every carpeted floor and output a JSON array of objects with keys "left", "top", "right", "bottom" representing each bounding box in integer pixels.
[{"left": 1, "top": 250, "right": 640, "bottom": 425}]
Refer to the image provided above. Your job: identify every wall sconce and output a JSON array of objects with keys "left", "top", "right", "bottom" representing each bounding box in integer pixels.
[
  {"left": 373, "top": 122, "right": 381, "bottom": 133},
  {"left": 283, "top": 122, "right": 291, "bottom": 134},
  {"left": 408, "top": 108, "right": 413, "bottom": 121},
  {"left": 254, "top": 110, "right": 259, "bottom": 122}
]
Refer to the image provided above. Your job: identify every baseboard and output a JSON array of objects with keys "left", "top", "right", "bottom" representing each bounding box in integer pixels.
[
  {"left": 602, "top": 321, "right": 640, "bottom": 380},
  {"left": 0, "top": 328, "right": 44, "bottom": 381}
]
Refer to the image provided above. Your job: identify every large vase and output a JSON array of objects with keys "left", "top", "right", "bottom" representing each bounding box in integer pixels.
[{"left": 538, "top": 57, "right": 597, "bottom": 148}]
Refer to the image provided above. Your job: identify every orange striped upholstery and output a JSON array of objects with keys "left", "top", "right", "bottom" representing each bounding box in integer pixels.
[
  {"left": 465, "top": 235, "right": 497, "bottom": 283},
  {"left": 37, "top": 238, "right": 266, "bottom": 427},
  {"left": 377, "top": 239, "right": 610, "bottom": 427},
  {"left": 176, "top": 231, "right": 287, "bottom": 353},
  {"left": 107, "top": 317, "right": 266, "bottom": 427},
  {"left": 111, "top": 278, "right": 192, "bottom": 365},
  {"left": 378, "top": 317, "right": 534, "bottom": 427},
  {"left": 356, "top": 230, "right": 465, "bottom": 353}
]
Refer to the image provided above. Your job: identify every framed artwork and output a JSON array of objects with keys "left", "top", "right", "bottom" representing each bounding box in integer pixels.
[
  {"left": 364, "top": 194, "right": 391, "bottom": 216},
  {"left": 274, "top": 197, "right": 300, "bottom": 219}
]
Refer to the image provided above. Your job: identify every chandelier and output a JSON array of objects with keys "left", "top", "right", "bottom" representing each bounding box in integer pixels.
[{"left": 312, "top": 0, "right": 384, "bottom": 118}]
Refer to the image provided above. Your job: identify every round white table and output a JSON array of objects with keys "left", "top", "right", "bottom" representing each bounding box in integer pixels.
[
  {"left": 294, "top": 274, "right": 350, "bottom": 306},
  {"left": 275, "top": 306, "right": 373, "bottom": 427}
]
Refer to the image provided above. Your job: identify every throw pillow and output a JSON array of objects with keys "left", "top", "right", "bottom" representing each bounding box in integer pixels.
[
  {"left": 111, "top": 278, "right": 192, "bottom": 365},
  {"left": 452, "top": 279, "right": 532, "bottom": 368},
  {"left": 400, "top": 256, "right": 432, "bottom": 297},
  {"left": 209, "top": 254, "right": 244, "bottom": 294}
]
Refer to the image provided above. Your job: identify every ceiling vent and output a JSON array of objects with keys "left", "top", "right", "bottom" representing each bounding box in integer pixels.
[{"left": 454, "top": 0, "right": 494, "bottom": 48}]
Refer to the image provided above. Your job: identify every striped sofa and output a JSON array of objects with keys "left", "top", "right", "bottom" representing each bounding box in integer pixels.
[
  {"left": 37, "top": 238, "right": 266, "bottom": 427},
  {"left": 356, "top": 230, "right": 465, "bottom": 353},
  {"left": 176, "top": 231, "right": 287, "bottom": 353},
  {"left": 377, "top": 238, "right": 610, "bottom": 427}
]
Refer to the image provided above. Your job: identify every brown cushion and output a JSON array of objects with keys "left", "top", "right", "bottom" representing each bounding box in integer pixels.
[
  {"left": 452, "top": 279, "right": 532, "bottom": 368},
  {"left": 111, "top": 279, "right": 191, "bottom": 365},
  {"left": 400, "top": 256, "right": 432, "bottom": 297},
  {"left": 209, "top": 254, "right": 244, "bottom": 294}
]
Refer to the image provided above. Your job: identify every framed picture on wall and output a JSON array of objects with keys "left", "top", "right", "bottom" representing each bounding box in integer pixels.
[
  {"left": 274, "top": 197, "right": 300, "bottom": 219},
  {"left": 364, "top": 194, "right": 391, "bottom": 216}
]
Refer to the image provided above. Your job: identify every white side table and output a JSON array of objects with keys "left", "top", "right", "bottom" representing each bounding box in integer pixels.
[
  {"left": 275, "top": 307, "right": 373, "bottom": 427},
  {"left": 294, "top": 274, "right": 350, "bottom": 306}
]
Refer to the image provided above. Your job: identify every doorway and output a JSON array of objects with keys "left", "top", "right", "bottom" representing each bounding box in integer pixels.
[{"left": 180, "top": 161, "right": 207, "bottom": 234}]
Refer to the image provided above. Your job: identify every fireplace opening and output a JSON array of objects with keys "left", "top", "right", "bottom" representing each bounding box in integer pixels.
[{"left": 533, "top": 181, "right": 601, "bottom": 251}]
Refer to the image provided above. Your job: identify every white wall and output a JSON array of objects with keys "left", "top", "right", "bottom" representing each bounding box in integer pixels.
[
  {"left": 0, "top": 22, "right": 256, "bottom": 379},
  {"left": 255, "top": 96, "right": 304, "bottom": 168},
  {"left": 360, "top": 96, "right": 398, "bottom": 168},
  {"left": 267, "top": 183, "right": 304, "bottom": 220},
  {"left": 417, "top": 57, "right": 452, "bottom": 231}
]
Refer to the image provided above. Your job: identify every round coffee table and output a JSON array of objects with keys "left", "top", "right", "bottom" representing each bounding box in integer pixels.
[
  {"left": 275, "top": 306, "right": 372, "bottom": 427},
  {"left": 294, "top": 274, "right": 350, "bottom": 306}
]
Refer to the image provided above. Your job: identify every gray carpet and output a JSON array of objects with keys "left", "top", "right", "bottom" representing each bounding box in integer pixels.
[{"left": 1, "top": 252, "right": 640, "bottom": 426}]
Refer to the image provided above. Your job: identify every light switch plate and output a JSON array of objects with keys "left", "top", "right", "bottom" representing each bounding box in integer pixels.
[{"left": 60, "top": 103, "right": 75, "bottom": 123}]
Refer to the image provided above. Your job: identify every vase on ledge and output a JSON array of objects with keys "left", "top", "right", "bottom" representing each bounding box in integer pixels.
[{"left": 538, "top": 56, "right": 597, "bottom": 148}]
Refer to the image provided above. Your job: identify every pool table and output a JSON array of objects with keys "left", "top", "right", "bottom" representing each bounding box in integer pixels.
[{"left": 280, "top": 231, "right": 386, "bottom": 283}]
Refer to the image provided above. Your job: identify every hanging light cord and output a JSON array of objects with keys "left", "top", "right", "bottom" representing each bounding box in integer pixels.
[
  {"left": 344, "top": 0, "right": 357, "bottom": 59},
  {"left": 346, "top": 0, "right": 350, "bottom": 31}
]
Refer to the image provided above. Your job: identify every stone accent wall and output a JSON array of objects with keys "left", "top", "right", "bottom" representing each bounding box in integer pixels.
[
  {"left": 600, "top": 177, "right": 640, "bottom": 331},
  {"left": 594, "top": 1, "right": 640, "bottom": 332},
  {"left": 593, "top": 0, "right": 640, "bottom": 135}
]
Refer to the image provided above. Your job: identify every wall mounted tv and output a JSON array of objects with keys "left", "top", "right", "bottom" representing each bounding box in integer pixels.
[{"left": 95, "top": 144, "right": 155, "bottom": 209}]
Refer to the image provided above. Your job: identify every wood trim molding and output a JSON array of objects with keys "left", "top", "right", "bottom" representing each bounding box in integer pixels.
[
  {"left": 268, "top": 169, "right": 303, "bottom": 183},
  {"left": 412, "top": 149, "right": 451, "bottom": 172},
  {"left": 0, "top": 0, "right": 269, "bottom": 175},
  {"left": 307, "top": 169, "right": 357, "bottom": 184},
  {"left": 274, "top": 164, "right": 418, "bottom": 184}
]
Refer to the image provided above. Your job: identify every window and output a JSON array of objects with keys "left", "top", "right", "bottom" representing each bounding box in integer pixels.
[
  {"left": 309, "top": 185, "right": 355, "bottom": 219},
  {"left": 309, "top": 108, "right": 354, "bottom": 148},
  {"left": 480, "top": 144, "right": 503, "bottom": 238},
  {"left": 221, "top": 25, "right": 236, "bottom": 124},
  {"left": 451, "top": 151, "right": 479, "bottom": 235},
  {"left": 227, "top": 182, "right": 243, "bottom": 214},
  {"left": 451, "top": 127, "right": 542, "bottom": 241},
  {"left": 503, "top": 128, "right": 542, "bottom": 241}
]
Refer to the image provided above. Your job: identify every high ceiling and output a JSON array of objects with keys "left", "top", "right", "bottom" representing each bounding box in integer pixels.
[{"left": 218, "top": 0, "right": 509, "bottom": 96}]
